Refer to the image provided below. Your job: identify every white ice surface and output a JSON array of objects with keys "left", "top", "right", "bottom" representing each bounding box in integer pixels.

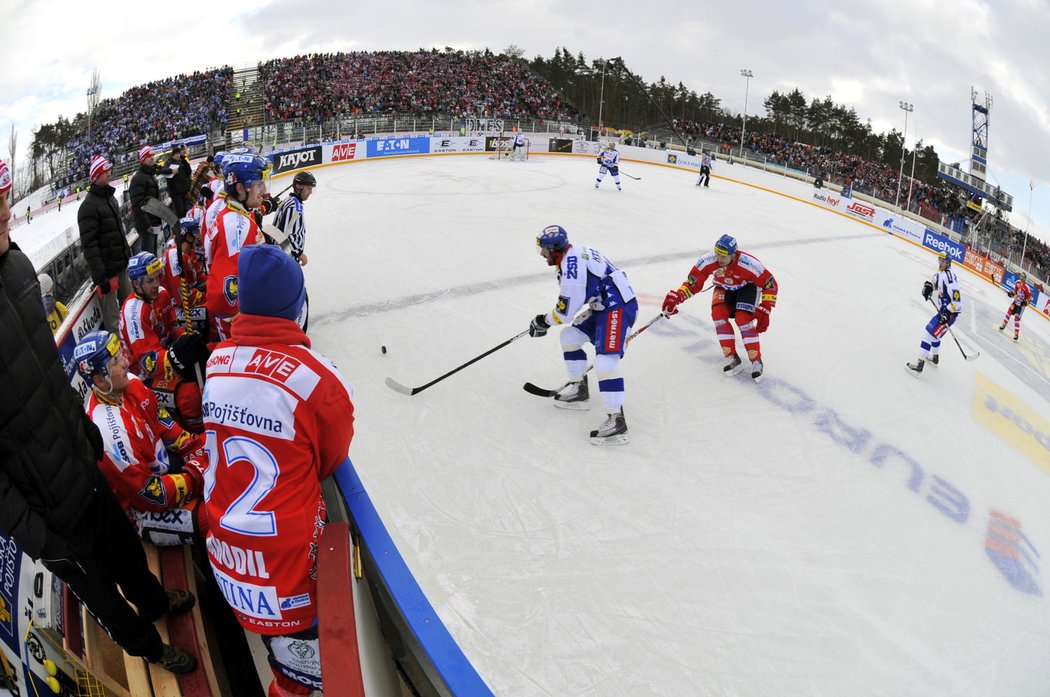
[{"left": 31, "top": 154, "right": 1050, "bottom": 695}]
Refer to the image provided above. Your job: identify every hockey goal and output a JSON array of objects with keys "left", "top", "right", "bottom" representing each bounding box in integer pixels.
[{"left": 491, "top": 136, "right": 530, "bottom": 161}]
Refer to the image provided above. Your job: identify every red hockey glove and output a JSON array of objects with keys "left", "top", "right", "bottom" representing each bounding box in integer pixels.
[
  {"left": 182, "top": 459, "right": 206, "bottom": 497},
  {"left": 662, "top": 289, "right": 686, "bottom": 316},
  {"left": 755, "top": 302, "right": 773, "bottom": 333}
]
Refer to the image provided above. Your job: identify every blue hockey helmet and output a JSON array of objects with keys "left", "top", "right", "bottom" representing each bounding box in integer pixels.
[
  {"left": 714, "top": 234, "right": 738, "bottom": 258},
  {"left": 537, "top": 224, "right": 570, "bottom": 252},
  {"left": 74, "top": 330, "right": 122, "bottom": 383},
  {"left": 127, "top": 251, "right": 163, "bottom": 282},
  {"left": 223, "top": 154, "right": 270, "bottom": 191},
  {"left": 178, "top": 215, "right": 199, "bottom": 237}
]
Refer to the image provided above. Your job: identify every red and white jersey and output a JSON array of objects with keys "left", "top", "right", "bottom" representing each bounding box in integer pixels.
[
  {"left": 87, "top": 376, "right": 204, "bottom": 515},
  {"left": 202, "top": 315, "right": 354, "bottom": 635},
  {"left": 204, "top": 200, "right": 264, "bottom": 319},
  {"left": 679, "top": 250, "right": 779, "bottom": 306},
  {"left": 201, "top": 193, "right": 226, "bottom": 254},
  {"left": 120, "top": 289, "right": 185, "bottom": 381},
  {"left": 1012, "top": 280, "right": 1032, "bottom": 307},
  {"left": 162, "top": 239, "right": 206, "bottom": 314}
]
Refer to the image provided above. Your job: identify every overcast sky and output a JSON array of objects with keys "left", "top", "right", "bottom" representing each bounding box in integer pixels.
[{"left": 2, "top": 0, "right": 1048, "bottom": 246}]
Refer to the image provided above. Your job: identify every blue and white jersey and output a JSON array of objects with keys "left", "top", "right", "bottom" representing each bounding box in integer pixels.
[
  {"left": 599, "top": 149, "right": 620, "bottom": 169},
  {"left": 273, "top": 194, "right": 307, "bottom": 258},
  {"left": 546, "top": 244, "right": 636, "bottom": 326},
  {"left": 932, "top": 268, "right": 964, "bottom": 314},
  {"left": 513, "top": 132, "right": 526, "bottom": 146},
  {"left": 700, "top": 153, "right": 713, "bottom": 169}
]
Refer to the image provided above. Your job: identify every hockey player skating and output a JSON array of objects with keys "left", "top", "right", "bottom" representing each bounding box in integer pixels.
[
  {"left": 204, "top": 245, "right": 354, "bottom": 697},
  {"left": 998, "top": 272, "right": 1032, "bottom": 341},
  {"left": 119, "top": 252, "right": 208, "bottom": 431},
  {"left": 662, "top": 234, "right": 778, "bottom": 382},
  {"left": 906, "top": 251, "right": 963, "bottom": 377},
  {"left": 529, "top": 225, "right": 638, "bottom": 444},
  {"left": 76, "top": 330, "right": 207, "bottom": 546},
  {"left": 595, "top": 143, "right": 622, "bottom": 190},
  {"left": 696, "top": 151, "right": 713, "bottom": 187}
]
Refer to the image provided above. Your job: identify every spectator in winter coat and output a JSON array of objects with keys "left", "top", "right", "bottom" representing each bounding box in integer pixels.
[
  {"left": 78, "top": 154, "right": 132, "bottom": 332},
  {"left": 128, "top": 145, "right": 168, "bottom": 256}
]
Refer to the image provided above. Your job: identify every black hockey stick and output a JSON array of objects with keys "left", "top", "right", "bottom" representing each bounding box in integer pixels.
[
  {"left": 523, "top": 313, "right": 665, "bottom": 397},
  {"left": 619, "top": 170, "right": 642, "bottom": 181},
  {"left": 927, "top": 297, "right": 979, "bottom": 361},
  {"left": 386, "top": 329, "right": 530, "bottom": 396}
]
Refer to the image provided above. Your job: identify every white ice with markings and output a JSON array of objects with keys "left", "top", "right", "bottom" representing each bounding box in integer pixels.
[{"left": 18, "top": 153, "right": 1049, "bottom": 696}]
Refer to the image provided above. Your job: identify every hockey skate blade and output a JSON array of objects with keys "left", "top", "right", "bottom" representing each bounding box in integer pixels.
[
  {"left": 384, "top": 377, "right": 416, "bottom": 395},
  {"left": 904, "top": 364, "right": 923, "bottom": 379},
  {"left": 553, "top": 400, "right": 590, "bottom": 411},
  {"left": 723, "top": 362, "right": 745, "bottom": 377},
  {"left": 589, "top": 432, "right": 629, "bottom": 445}
]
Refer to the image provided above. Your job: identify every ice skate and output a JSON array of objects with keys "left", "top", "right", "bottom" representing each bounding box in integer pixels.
[
  {"left": 905, "top": 359, "right": 925, "bottom": 378},
  {"left": 589, "top": 407, "right": 628, "bottom": 445},
  {"left": 750, "top": 358, "right": 764, "bottom": 383},
  {"left": 723, "top": 354, "right": 744, "bottom": 376},
  {"left": 998, "top": 323, "right": 1006, "bottom": 331},
  {"left": 929, "top": 354, "right": 939, "bottom": 366},
  {"left": 553, "top": 375, "right": 590, "bottom": 410},
  {"left": 1014, "top": 333, "right": 1019, "bottom": 341}
]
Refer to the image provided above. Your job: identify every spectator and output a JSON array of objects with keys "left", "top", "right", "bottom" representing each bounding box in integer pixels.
[
  {"left": 25, "top": 204, "right": 30, "bottom": 224},
  {"left": 190, "top": 154, "right": 222, "bottom": 199},
  {"left": 0, "top": 158, "right": 198, "bottom": 675},
  {"left": 129, "top": 146, "right": 165, "bottom": 256},
  {"left": 78, "top": 154, "right": 132, "bottom": 332},
  {"left": 167, "top": 143, "right": 192, "bottom": 218},
  {"left": 204, "top": 244, "right": 354, "bottom": 696},
  {"left": 37, "top": 272, "right": 68, "bottom": 335}
]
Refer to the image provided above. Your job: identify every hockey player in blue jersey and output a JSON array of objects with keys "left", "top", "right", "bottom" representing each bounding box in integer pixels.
[
  {"left": 529, "top": 225, "right": 638, "bottom": 444},
  {"left": 595, "top": 143, "right": 622, "bottom": 190},
  {"left": 906, "top": 251, "right": 964, "bottom": 377}
]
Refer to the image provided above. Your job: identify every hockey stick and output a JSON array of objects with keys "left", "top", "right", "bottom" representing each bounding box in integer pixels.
[
  {"left": 386, "top": 329, "right": 531, "bottom": 396},
  {"left": 523, "top": 313, "right": 665, "bottom": 397},
  {"left": 927, "top": 297, "right": 980, "bottom": 361},
  {"left": 619, "top": 170, "right": 642, "bottom": 181}
]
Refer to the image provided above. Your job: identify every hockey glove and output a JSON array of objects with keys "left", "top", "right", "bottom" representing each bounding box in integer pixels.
[
  {"left": 529, "top": 314, "right": 550, "bottom": 338},
  {"left": 937, "top": 309, "right": 952, "bottom": 325},
  {"left": 662, "top": 289, "right": 686, "bottom": 316},
  {"left": 755, "top": 303, "right": 773, "bottom": 333},
  {"left": 259, "top": 195, "right": 281, "bottom": 216},
  {"left": 1007, "top": 290, "right": 1015, "bottom": 298},
  {"left": 168, "top": 333, "right": 208, "bottom": 381},
  {"left": 596, "top": 156, "right": 603, "bottom": 165},
  {"left": 921, "top": 281, "right": 934, "bottom": 301}
]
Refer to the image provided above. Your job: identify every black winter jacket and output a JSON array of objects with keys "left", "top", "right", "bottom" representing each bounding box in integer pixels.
[
  {"left": 78, "top": 183, "right": 131, "bottom": 285},
  {"left": 0, "top": 242, "right": 100, "bottom": 559},
  {"left": 129, "top": 164, "right": 161, "bottom": 233}
]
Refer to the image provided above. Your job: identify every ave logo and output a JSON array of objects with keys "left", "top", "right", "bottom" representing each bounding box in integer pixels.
[{"left": 332, "top": 143, "right": 356, "bottom": 162}]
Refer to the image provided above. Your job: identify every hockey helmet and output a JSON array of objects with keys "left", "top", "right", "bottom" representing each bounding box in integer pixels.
[
  {"left": 74, "top": 330, "right": 122, "bottom": 383},
  {"left": 1020, "top": 271, "right": 1027, "bottom": 281},
  {"left": 177, "top": 216, "right": 199, "bottom": 242},
  {"left": 714, "top": 234, "right": 738, "bottom": 258},
  {"left": 537, "top": 225, "right": 570, "bottom": 252},
  {"left": 223, "top": 154, "right": 271, "bottom": 191},
  {"left": 128, "top": 251, "right": 163, "bottom": 282},
  {"left": 293, "top": 170, "right": 317, "bottom": 187},
  {"left": 937, "top": 251, "right": 951, "bottom": 267}
]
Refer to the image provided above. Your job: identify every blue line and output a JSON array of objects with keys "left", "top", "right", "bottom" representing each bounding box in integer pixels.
[{"left": 334, "top": 458, "right": 494, "bottom": 697}]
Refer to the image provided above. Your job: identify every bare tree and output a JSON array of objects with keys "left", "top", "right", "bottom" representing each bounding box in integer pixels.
[{"left": 503, "top": 44, "right": 526, "bottom": 60}]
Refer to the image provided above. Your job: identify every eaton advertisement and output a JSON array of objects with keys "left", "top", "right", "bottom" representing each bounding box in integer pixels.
[
  {"left": 921, "top": 229, "right": 965, "bottom": 263},
  {"left": 366, "top": 136, "right": 431, "bottom": 158}
]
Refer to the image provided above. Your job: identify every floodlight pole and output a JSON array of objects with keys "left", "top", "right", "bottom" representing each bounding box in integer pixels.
[
  {"left": 739, "top": 69, "right": 753, "bottom": 159},
  {"left": 895, "top": 101, "right": 913, "bottom": 208}
]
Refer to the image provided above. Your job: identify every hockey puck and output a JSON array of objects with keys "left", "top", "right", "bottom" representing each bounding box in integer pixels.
[{"left": 381, "top": 346, "right": 387, "bottom": 354}]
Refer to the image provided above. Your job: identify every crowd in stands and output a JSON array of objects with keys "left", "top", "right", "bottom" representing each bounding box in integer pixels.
[
  {"left": 259, "top": 50, "right": 578, "bottom": 124},
  {"left": 670, "top": 118, "right": 960, "bottom": 219},
  {"left": 56, "top": 69, "right": 233, "bottom": 189}
]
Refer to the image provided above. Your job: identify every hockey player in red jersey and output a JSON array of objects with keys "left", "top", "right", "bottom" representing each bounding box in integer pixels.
[
  {"left": 662, "top": 234, "right": 778, "bottom": 382},
  {"left": 162, "top": 216, "right": 207, "bottom": 330},
  {"left": 119, "top": 251, "right": 208, "bottom": 431},
  {"left": 999, "top": 272, "right": 1032, "bottom": 341},
  {"left": 76, "top": 330, "right": 207, "bottom": 545},
  {"left": 204, "top": 154, "right": 267, "bottom": 343},
  {"left": 203, "top": 245, "right": 354, "bottom": 696}
]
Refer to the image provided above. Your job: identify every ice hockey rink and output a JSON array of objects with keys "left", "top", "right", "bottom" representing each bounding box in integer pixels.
[
  {"left": 296, "top": 153, "right": 1050, "bottom": 697},
  {"left": 15, "top": 151, "right": 1050, "bottom": 695}
]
